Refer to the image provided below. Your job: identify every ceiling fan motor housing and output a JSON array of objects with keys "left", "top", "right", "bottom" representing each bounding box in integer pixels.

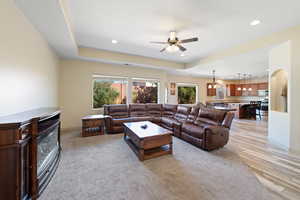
[{"left": 168, "top": 37, "right": 179, "bottom": 44}]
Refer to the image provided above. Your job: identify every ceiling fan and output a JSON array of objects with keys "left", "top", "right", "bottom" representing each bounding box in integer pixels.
[{"left": 150, "top": 31, "right": 198, "bottom": 53}]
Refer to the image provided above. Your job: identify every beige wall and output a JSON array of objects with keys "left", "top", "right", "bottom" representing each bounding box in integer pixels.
[
  {"left": 290, "top": 38, "right": 300, "bottom": 152},
  {"left": 59, "top": 59, "right": 213, "bottom": 130},
  {"left": 59, "top": 58, "right": 272, "bottom": 130},
  {"left": 166, "top": 74, "right": 211, "bottom": 104},
  {"left": 0, "top": 0, "right": 59, "bottom": 116},
  {"left": 59, "top": 59, "right": 165, "bottom": 130},
  {"left": 268, "top": 42, "right": 291, "bottom": 150}
]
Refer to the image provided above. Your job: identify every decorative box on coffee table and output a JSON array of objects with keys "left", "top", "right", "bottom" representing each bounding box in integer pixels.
[{"left": 81, "top": 114, "right": 105, "bottom": 137}]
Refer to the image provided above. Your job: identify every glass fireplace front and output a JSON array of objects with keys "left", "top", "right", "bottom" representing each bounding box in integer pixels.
[{"left": 37, "top": 125, "right": 59, "bottom": 175}]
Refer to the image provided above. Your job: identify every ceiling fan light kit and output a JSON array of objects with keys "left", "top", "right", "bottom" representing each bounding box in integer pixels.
[{"left": 166, "top": 45, "right": 179, "bottom": 53}]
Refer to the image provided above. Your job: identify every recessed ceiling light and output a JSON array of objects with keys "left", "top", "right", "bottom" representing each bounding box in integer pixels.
[
  {"left": 250, "top": 20, "right": 261, "bottom": 26},
  {"left": 180, "top": 53, "right": 185, "bottom": 57},
  {"left": 112, "top": 40, "right": 118, "bottom": 44}
]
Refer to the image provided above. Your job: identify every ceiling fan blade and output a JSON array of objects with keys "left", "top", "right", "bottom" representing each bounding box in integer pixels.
[
  {"left": 180, "top": 37, "right": 198, "bottom": 43},
  {"left": 177, "top": 45, "right": 186, "bottom": 52},
  {"left": 160, "top": 47, "right": 166, "bottom": 52},
  {"left": 150, "top": 41, "right": 168, "bottom": 44}
]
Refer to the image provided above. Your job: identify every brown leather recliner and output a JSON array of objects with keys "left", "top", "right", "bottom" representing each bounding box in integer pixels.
[
  {"left": 172, "top": 106, "right": 191, "bottom": 137},
  {"left": 160, "top": 104, "right": 191, "bottom": 137},
  {"left": 160, "top": 104, "right": 178, "bottom": 130},
  {"left": 181, "top": 107, "right": 234, "bottom": 151}
]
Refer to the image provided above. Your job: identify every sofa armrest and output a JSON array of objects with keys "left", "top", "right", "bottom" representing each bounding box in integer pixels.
[
  {"left": 222, "top": 112, "right": 235, "bottom": 129},
  {"left": 172, "top": 122, "right": 182, "bottom": 137},
  {"left": 203, "top": 125, "right": 230, "bottom": 151}
]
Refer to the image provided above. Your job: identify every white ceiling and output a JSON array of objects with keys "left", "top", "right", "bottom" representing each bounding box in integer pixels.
[
  {"left": 15, "top": 0, "right": 300, "bottom": 78},
  {"left": 179, "top": 47, "right": 271, "bottom": 79},
  {"left": 16, "top": 0, "right": 77, "bottom": 58},
  {"left": 69, "top": 0, "right": 300, "bottom": 63}
]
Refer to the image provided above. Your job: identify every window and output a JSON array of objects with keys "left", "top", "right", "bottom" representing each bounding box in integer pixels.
[
  {"left": 177, "top": 84, "right": 197, "bottom": 104},
  {"left": 132, "top": 78, "right": 159, "bottom": 103},
  {"left": 93, "top": 75, "right": 127, "bottom": 109}
]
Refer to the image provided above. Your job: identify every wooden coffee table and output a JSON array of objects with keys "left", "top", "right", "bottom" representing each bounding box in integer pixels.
[{"left": 123, "top": 121, "right": 173, "bottom": 161}]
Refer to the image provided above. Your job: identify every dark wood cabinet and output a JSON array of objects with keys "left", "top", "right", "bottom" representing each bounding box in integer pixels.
[
  {"left": 207, "top": 83, "right": 216, "bottom": 96},
  {"left": 235, "top": 84, "right": 242, "bottom": 96},
  {"left": 227, "top": 84, "right": 236, "bottom": 96},
  {"left": 0, "top": 108, "right": 61, "bottom": 200},
  {"left": 226, "top": 82, "right": 268, "bottom": 97},
  {"left": 81, "top": 115, "right": 105, "bottom": 137},
  {"left": 249, "top": 84, "right": 258, "bottom": 96},
  {"left": 258, "top": 82, "right": 268, "bottom": 90},
  {"left": 0, "top": 123, "right": 31, "bottom": 200}
]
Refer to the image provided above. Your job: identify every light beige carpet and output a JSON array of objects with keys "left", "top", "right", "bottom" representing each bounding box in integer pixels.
[{"left": 40, "top": 132, "right": 281, "bottom": 200}]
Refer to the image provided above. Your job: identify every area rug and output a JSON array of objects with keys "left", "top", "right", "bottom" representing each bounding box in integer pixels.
[{"left": 40, "top": 132, "right": 280, "bottom": 200}]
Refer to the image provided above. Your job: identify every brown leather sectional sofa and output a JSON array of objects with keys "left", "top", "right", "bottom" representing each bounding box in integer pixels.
[{"left": 104, "top": 103, "right": 234, "bottom": 151}]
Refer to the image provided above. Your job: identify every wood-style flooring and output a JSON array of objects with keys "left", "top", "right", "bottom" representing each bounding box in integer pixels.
[{"left": 229, "top": 119, "right": 300, "bottom": 200}]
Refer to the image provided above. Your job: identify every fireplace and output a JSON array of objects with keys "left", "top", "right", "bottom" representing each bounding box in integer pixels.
[
  {"left": 31, "top": 112, "right": 61, "bottom": 199},
  {"left": 0, "top": 108, "right": 61, "bottom": 200},
  {"left": 37, "top": 125, "right": 59, "bottom": 175}
]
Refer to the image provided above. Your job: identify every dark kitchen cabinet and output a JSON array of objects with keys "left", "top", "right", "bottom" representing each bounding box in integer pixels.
[{"left": 207, "top": 83, "right": 216, "bottom": 96}]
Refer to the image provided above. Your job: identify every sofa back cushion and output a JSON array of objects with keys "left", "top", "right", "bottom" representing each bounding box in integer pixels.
[
  {"left": 186, "top": 106, "right": 200, "bottom": 123},
  {"left": 146, "top": 103, "right": 162, "bottom": 117},
  {"left": 174, "top": 106, "right": 191, "bottom": 122},
  {"left": 104, "top": 104, "right": 128, "bottom": 118},
  {"left": 195, "top": 107, "right": 226, "bottom": 126},
  {"left": 162, "top": 104, "right": 177, "bottom": 117},
  {"left": 129, "top": 104, "right": 147, "bottom": 117}
]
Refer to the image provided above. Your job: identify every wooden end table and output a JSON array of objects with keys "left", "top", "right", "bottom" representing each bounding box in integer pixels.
[
  {"left": 81, "top": 114, "right": 106, "bottom": 137},
  {"left": 123, "top": 121, "right": 173, "bottom": 161}
]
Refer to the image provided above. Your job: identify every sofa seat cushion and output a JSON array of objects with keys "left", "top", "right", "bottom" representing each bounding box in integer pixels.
[
  {"left": 113, "top": 117, "right": 151, "bottom": 126},
  {"left": 150, "top": 117, "right": 161, "bottom": 124},
  {"left": 181, "top": 132, "right": 203, "bottom": 148},
  {"left": 161, "top": 117, "right": 180, "bottom": 127},
  {"left": 112, "top": 118, "right": 134, "bottom": 126},
  {"left": 194, "top": 117, "right": 219, "bottom": 126},
  {"left": 129, "top": 116, "right": 152, "bottom": 122},
  {"left": 182, "top": 123, "right": 204, "bottom": 139}
]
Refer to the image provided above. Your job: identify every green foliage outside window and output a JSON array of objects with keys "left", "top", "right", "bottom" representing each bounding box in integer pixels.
[
  {"left": 93, "top": 82, "right": 120, "bottom": 108},
  {"left": 178, "top": 86, "right": 196, "bottom": 104},
  {"left": 132, "top": 87, "right": 158, "bottom": 103},
  {"left": 132, "top": 82, "right": 158, "bottom": 103}
]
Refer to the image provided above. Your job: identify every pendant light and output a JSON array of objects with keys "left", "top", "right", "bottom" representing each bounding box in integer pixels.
[
  {"left": 248, "top": 74, "right": 252, "bottom": 91},
  {"left": 237, "top": 73, "right": 242, "bottom": 91},
  {"left": 242, "top": 74, "right": 247, "bottom": 91},
  {"left": 208, "top": 70, "right": 217, "bottom": 89}
]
